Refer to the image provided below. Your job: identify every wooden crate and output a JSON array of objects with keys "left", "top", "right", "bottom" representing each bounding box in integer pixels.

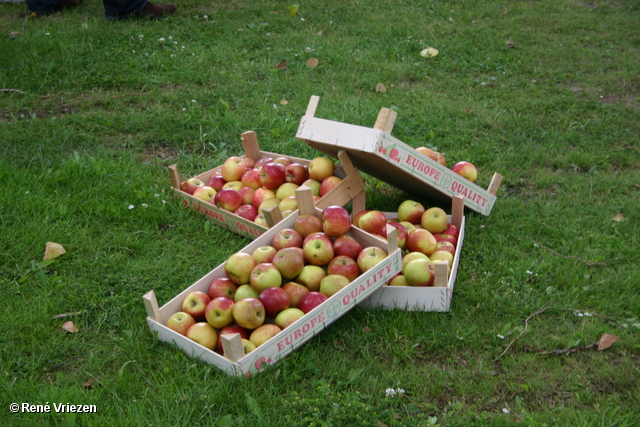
[
  {"left": 143, "top": 187, "right": 402, "bottom": 377},
  {"left": 169, "top": 131, "right": 366, "bottom": 239},
  {"left": 358, "top": 195, "right": 465, "bottom": 312},
  {"left": 296, "top": 96, "right": 503, "bottom": 216}
]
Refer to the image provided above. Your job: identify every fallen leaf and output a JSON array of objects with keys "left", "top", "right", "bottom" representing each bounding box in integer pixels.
[
  {"left": 305, "top": 57, "right": 319, "bottom": 68},
  {"left": 44, "top": 242, "right": 66, "bottom": 261},
  {"left": 612, "top": 213, "right": 625, "bottom": 222},
  {"left": 275, "top": 59, "right": 287, "bottom": 70},
  {"left": 9, "top": 32, "right": 20, "bottom": 39},
  {"left": 62, "top": 321, "right": 79, "bottom": 333},
  {"left": 363, "top": 326, "right": 371, "bottom": 333},
  {"left": 82, "top": 378, "right": 96, "bottom": 389},
  {"left": 598, "top": 333, "right": 619, "bottom": 351},
  {"left": 287, "top": 4, "right": 299, "bottom": 16},
  {"left": 375, "top": 83, "right": 387, "bottom": 93},
  {"left": 420, "top": 47, "right": 439, "bottom": 58},
  {"left": 506, "top": 40, "right": 516, "bottom": 48},
  {"left": 279, "top": 99, "right": 288, "bottom": 105}
]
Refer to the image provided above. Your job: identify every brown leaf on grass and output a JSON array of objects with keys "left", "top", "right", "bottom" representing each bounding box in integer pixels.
[
  {"left": 363, "top": 326, "right": 371, "bottom": 333},
  {"left": 375, "top": 83, "right": 387, "bottom": 93},
  {"left": 506, "top": 40, "right": 516, "bottom": 49},
  {"left": 597, "top": 333, "right": 619, "bottom": 351},
  {"left": 612, "top": 213, "right": 625, "bottom": 222},
  {"left": 306, "top": 58, "right": 319, "bottom": 68},
  {"left": 82, "top": 378, "right": 97, "bottom": 389},
  {"left": 377, "top": 421, "right": 389, "bottom": 427},
  {"left": 62, "top": 321, "right": 79, "bottom": 333},
  {"left": 44, "top": 242, "right": 66, "bottom": 260},
  {"left": 9, "top": 32, "right": 20, "bottom": 39},
  {"left": 275, "top": 59, "right": 287, "bottom": 70},
  {"left": 279, "top": 99, "right": 289, "bottom": 105}
]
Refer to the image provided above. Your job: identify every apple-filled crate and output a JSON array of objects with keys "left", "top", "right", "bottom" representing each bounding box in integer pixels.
[
  {"left": 143, "top": 187, "right": 402, "bottom": 377},
  {"left": 296, "top": 96, "right": 503, "bottom": 216},
  {"left": 357, "top": 195, "right": 466, "bottom": 312},
  {"left": 169, "top": 130, "right": 366, "bottom": 239}
]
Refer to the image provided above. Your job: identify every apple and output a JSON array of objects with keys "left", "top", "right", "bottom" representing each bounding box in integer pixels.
[
  {"left": 192, "top": 186, "right": 217, "bottom": 203},
  {"left": 234, "top": 284, "right": 259, "bottom": 301},
  {"left": 321, "top": 205, "right": 351, "bottom": 237},
  {"left": 400, "top": 221, "right": 417, "bottom": 234},
  {"left": 443, "top": 224, "right": 459, "bottom": 239},
  {"left": 301, "top": 179, "right": 321, "bottom": 197},
  {"left": 387, "top": 222, "right": 408, "bottom": 249},
  {"left": 403, "top": 259, "right": 436, "bottom": 286},
  {"left": 186, "top": 322, "right": 218, "bottom": 350},
  {"left": 295, "top": 265, "right": 326, "bottom": 292},
  {"left": 435, "top": 241, "right": 456, "bottom": 256},
  {"left": 332, "top": 235, "right": 364, "bottom": 260},
  {"left": 319, "top": 176, "right": 342, "bottom": 197},
  {"left": 298, "top": 291, "right": 328, "bottom": 314},
  {"left": 207, "top": 277, "right": 237, "bottom": 300},
  {"left": 356, "top": 246, "right": 388, "bottom": 273},
  {"left": 221, "top": 156, "right": 247, "bottom": 182},
  {"left": 224, "top": 252, "right": 257, "bottom": 285},
  {"left": 252, "top": 188, "right": 277, "bottom": 209},
  {"left": 273, "top": 156, "right": 292, "bottom": 167},
  {"left": 271, "top": 228, "right": 304, "bottom": 251},
  {"left": 358, "top": 210, "right": 388, "bottom": 236},
  {"left": 258, "top": 198, "right": 280, "bottom": 214},
  {"left": 327, "top": 255, "right": 360, "bottom": 282},
  {"left": 278, "top": 196, "right": 298, "bottom": 213},
  {"left": 435, "top": 234, "right": 457, "bottom": 246},
  {"left": 259, "top": 162, "right": 286, "bottom": 189},
  {"left": 207, "top": 174, "right": 226, "bottom": 191},
  {"left": 352, "top": 210, "right": 370, "bottom": 226},
  {"left": 251, "top": 246, "right": 278, "bottom": 264},
  {"left": 181, "top": 178, "right": 205, "bottom": 195},
  {"left": 302, "top": 232, "right": 334, "bottom": 266},
  {"left": 243, "top": 157, "right": 256, "bottom": 169},
  {"left": 281, "top": 282, "right": 310, "bottom": 308},
  {"left": 430, "top": 250, "right": 454, "bottom": 268},
  {"left": 238, "top": 187, "right": 256, "bottom": 205},
  {"left": 319, "top": 274, "right": 350, "bottom": 297},
  {"left": 272, "top": 247, "right": 305, "bottom": 280},
  {"left": 250, "top": 263, "right": 283, "bottom": 293},
  {"left": 402, "top": 251, "right": 430, "bottom": 273},
  {"left": 294, "top": 214, "right": 324, "bottom": 238},
  {"left": 275, "top": 183, "right": 299, "bottom": 200},
  {"left": 165, "top": 311, "right": 197, "bottom": 336},
  {"left": 434, "top": 152, "right": 446, "bottom": 166},
  {"left": 397, "top": 200, "right": 425, "bottom": 224},
  {"left": 388, "top": 274, "right": 409, "bottom": 287},
  {"left": 213, "top": 188, "right": 243, "bottom": 212},
  {"left": 254, "top": 157, "right": 274, "bottom": 170},
  {"left": 275, "top": 308, "right": 305, "bottom": 329},
  {"left": 232, "top": 298, "right": 266, "bottom": 330},
  {"left": 406, "top": 228, "right": 438, "bottom": 256},
  {"left": 182, "top": 291, "right": 211, "bottom": 321},
  {"left": 285, "top": 163, "right": 309, "bottom": 185},
  {"left": 240, "top": 169, "right": 262, "bottom": 190},
  {"left": 421, "top": 207, "right": 448, "bottom": 234},
  {"left": 308, "top": 157, "right": 335, "bottom": 181},
  {"left": 249, "top": 324, "right": 282, "bottom": 348},
  {"left": 222, "top": 181, "right": 243, "bottom": 192},
  {"left": 241, "top": 338, "right": 257, "bottom": 355},
  {"left": 234, "top": 204, "right": 259, "bottom": 221},
  {"left": 254, "top": 213, "right": 268, "bottom": 227},
  {"left": 204, "top": 297, "right": 235, "bottom": 329},
  {"left": 258, "top": 286, "right": 291, "bottom": 318},
  {"left": 451, "top": 161, "right": 477, "bottom": 183},
  {"left": 219, "top": 323, "right": 249, "bottom": 340}
]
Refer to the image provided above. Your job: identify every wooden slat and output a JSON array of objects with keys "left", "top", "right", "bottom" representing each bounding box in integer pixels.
[
  {"left": 168, "top": 164, "right": 181, "bottom": 191},
  {"left": 296, "top": 186, "right": 317, "bottom": 217},
  {"left": 314, "top": 170, "right": 366, "bottom": 210},
  {"left": 142, "top": 290, "right": 163, "bottom": 325},
  {"left": 241, "top": 131, "right": 262, "bottom": 161},
  {"left": 487, "top": 172, "right": 503, "bottom": 196},
  {"left": 220, "top": 333, "right": 245, "bottom": 362},
  {"left": 305, "top": 95, "right": 320, "bottom": 117},
  {"left": 433, "top": 261, "right": 448, "bottom": 288},
  {"left": 263, "top": 205, "right": 284, "bottom": 228},
  {"left": 451, "top": 195, "right": 465, "bottom": 230},
  {"left": 373, "top": 108, "right": 397, "bottom": 134}
]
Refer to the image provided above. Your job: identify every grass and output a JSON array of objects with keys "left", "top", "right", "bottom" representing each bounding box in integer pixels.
[{"left": 1, "top": 0, "right": 639, "bottom": 425}]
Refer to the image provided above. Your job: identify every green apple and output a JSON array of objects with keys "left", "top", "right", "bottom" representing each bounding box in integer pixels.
[
  {"left": 234, "top": 284, "right": 259, "bottom": 301},
  {"left": 421, "top": 207, "right": 448, "bottom": 234},
  {"left": 186, "top": 322, "right": 218, "bottom": 350},
  {"left": 275, "top": 308, "right": 305, "bottom": 329},
  {"left": 249, "top": 323, "right": 282, "bottom": 347},
  {"left": 295, "top": 265, "right": 326, "bottom": 292}
]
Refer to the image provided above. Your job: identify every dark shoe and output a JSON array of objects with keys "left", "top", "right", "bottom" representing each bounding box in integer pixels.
[
  {"left": 58, "top": 0, "right": 83, "bottom": 8},
  {"left": 138, "top": 2, "right": 176, "bottom": 19}
]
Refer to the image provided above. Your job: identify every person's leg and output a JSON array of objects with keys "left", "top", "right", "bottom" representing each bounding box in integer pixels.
[
  {"left": 26, "top": 0, "right": 82, "bottom": 15},
  {"left": 103, "top": 0, "right": 175, "bottom": 20}
]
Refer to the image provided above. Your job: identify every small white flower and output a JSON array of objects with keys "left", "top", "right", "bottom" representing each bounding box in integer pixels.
[
  {"left": 182, "top": 108, "right": 186, "bottom": 111},
  {"left": 155, "top": 194, "right": 160, "bottom": 197},
  {"left": 449, "top": 17, "right": 453, "bottom": 21},
  {"left": 191, "top": 99, "right": 197, "bottom": 103},
  {"left": 45, "top": 32, "right": 50, "bottom": 36},
  {"left": 397, "top": 388, "right": 405, "bottom": 395},
  {"left": 503, "top": 408, "right": 510, "bottom": 414},
  {"left": 385, "top": 388, "right": 396, "bottom": 398},
  {"left": 305, "top": 47, "right": 314, "bottom": 52},
  {"left": 25, "top": 191, "right": 29, "bottom": 194},
  {"left": 174, "top": 41, "right": 178, "bottom": 44},
  {"left": 129, "top": 205, "right": 135, "bottom": 210},
  {"left": 171, "top": 54, "right": 175, "bottom": 58},
  {"left": 162, "top": 200, "right": 166, "bottom": 204},
  {"left": 132, "top": 50, "right": 136, "bottom": 53},
  {"left": 142, "top": 203, "right": 148, "bottom": 208},
  {"left": 497, "top": 334, "right": 505, "bottom": 339},
  {"left": 481, "top": 82, "right": 486, "bottom": 85},
  {"left": 526, "top": 270, "right": 534, "bottom": 275},
  {"left": 159, "top": 37, "right": 166, "bottom": 43},
  {"left": 168, "top": 36, "right": 173, "bottom": 40},
  {"left": 273, "top": 104, "right": 278, "bottom": 109},
  {"left": 139, "top": 34, "right": 144, "bottom": 38},
  {"left": 203, "top": 15, "right": 208, "bottom": 19}
]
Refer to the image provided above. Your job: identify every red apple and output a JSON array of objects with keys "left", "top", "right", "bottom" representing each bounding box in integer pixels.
[
  {"left": 207, "top": 174, "right": 227, "bottom": 191},
  {"left": 298, "top": 291, "right": 328, "bottom": 314},
  {"left": 271, "top": 228, "right": 304, "bottom": 250},
  {"left": 327, "top": 255, "right": 360, "bottom": 282},
  {"left": 435, "top": 234, "right": 457, "bottom": 246},
  {"left": 451, "top": 161, "right": 477, "bottom": 183},
  {"left": 186, "top": 322, "right": 218, "bottom": 350},
  {"left": 254, "top": 157, "right": 273, "bottom": 170},
  {"left": 182, "top": 291, "right": 211, "bottom": 321},
  {"left": 258, "top": 286, "right": 291, "bottom": 318},
  {"left": 332, "top": 235, "right": 364, "bottom": 260},
  {"left": 192, "top": 186, "right": 217, "bottom": 203},
  {"left": 273, "top": 156, "right": 292, "bottom": 167},
  {"left": 295, "top": 265, "right": 326, "bottom": 292},
  {"left": 274, "top": 307, "right": 305, "bottom": 329},
  {"left": 281, "top": 282, "right": 310, "bottom": 308},
  {"left": 249, "top": 323, "right": 281, "bottom": 348},
  {"left": 434, "top": 152, "right": 446, "bottom": 167},
  {"left": 165, "top": 311, "right": 196, "bottom": 336},
  {"left": 238, "top": 187, "right": 256, "bottom": 206},
  {"left": 234, "top": 204, "right": 258, "bottom": 221},
  {"left": 421, "top": 207, "right": 448, "bottom": 234},
  {"left": 207, "top": 277, "right": 237, "bottom": 300},
  {"left": 259, "top": 162, "right": 286, "bottom": 189},
  {"left": 356, "top": 246, "right": 388, "bottom": 273},
  {"left": 181, "top": 178, "right": 205, "bottom": 195},
  {"left": 204, "top": 297, "right": 235, "bottom": 329},
  {"left": 387, "top": 222, "right": 408, "bottom": 249},
  {"left": 294, "top": 214, "right": 324, "bottom": 238},
  {"left": 406, "top": 228, "right": 438, "bottom": 256},
  {"left": 251, "top": 246, "right": 278, "bottom": 264},
  {"left": 434, "top": 241, "right": 456, "bottom": 256},
  {"left": 285, "top": 163, "right": 309, "bottom": 185},
  {"left": 224, "top": 252, "right": 257, "bottom": 285},
  {"left": 222, "top": 181, "right": 243, "bottom": 192},
  {"left": 321, "top": 205, "right": 351, "bottom": 237},
  {"left": 252, "top": 188, "right": 277, "bottom": 209},
  {"left": 319, "top": 176, "right": 342, "bottom": 197},
  {"left": 358, "top": 210, "right": 388, "bottom": 236},
  {"left": 219, "top": 323, "right": 249, "bottom": 340},
  {"left": 302, "top": 232, "right": 334, "bottom": 266},
  {"left": 221, "top": 156, "right": 247, "bottom": 182},
  {"left": 243, "top": 157, "right": 256, "bottom": 169},
  {"left": 250, "top": 263, "right": 283, "bottom": 293},
  {"left": 240, "top": 169, "right": 262, "bottom": 190},
  {"left": 308, "top": 157, "right": 335, "bottom": 181},
  {"left": 443, "top": 224, "right": 459, "bottom": 240},
  {"left": 272, "top": 247, "right": 305, "bottom": 280},
  {"left": 403, "top": 259, "right": 436, "bottom": 286},
  {"left": 232, "top": 298, "right": 266, "bottom": 330},
  {"left": 214, "top": 189, "right": 243, "bottom": 212},
  {"left": 397, "top": 200, "right": 425, "bottom": 224}
]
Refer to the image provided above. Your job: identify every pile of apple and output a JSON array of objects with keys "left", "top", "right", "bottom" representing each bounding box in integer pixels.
[
  {"left": 164, "top": 205, "right": 389, "bottom": 358},
  {"left": 181, "top": 155, "right": 344, "bottom": 226},
  {"left": 353, "top": 199, "right": 459, "bottom": 288},
  {"left": 416, "top": 146, "right": 478, "bottom": 183}
]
